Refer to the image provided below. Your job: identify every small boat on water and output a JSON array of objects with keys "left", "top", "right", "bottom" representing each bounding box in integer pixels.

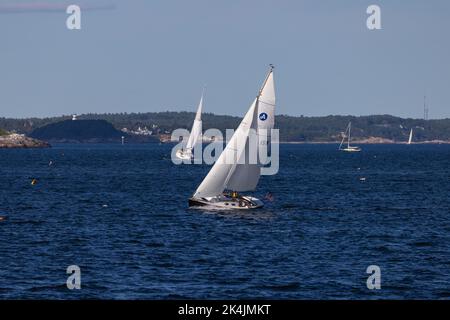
[
  {"left": 339, "top": 122, "right": 361, "bottom": 152},
  {"left": 189, "top": 66, "right": 276, "bottom": 210},
  {"left": 176, "top": 90, "right": 204, "bottom": 160}
]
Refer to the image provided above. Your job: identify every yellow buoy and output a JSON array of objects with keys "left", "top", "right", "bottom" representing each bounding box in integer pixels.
[{"left": 31, "top": 179, "right": 38, "bottom": 186}]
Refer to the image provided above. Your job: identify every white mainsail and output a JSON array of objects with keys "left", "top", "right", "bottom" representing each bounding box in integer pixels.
[
  {"left": 185, "top": 92, "right": 204, "bottom": 153},
  {"left": 408, "top": 128, "right": 413, "bottom": 145},
  {"left": 257, "top": 70, "right": 276, "bottom": 145},
  {"left": 193, "top": 68, "right": 275, "bottom": 198}
]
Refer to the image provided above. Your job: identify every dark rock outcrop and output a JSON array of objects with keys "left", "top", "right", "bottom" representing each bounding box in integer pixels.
[{"left": 29, "top": 119, "right": 158, "bottom": 143}]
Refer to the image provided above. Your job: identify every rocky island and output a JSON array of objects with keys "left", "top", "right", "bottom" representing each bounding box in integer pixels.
[
  {"left": 0, "top": 132, "right": 50, "bottom": 148},
  {"left": 29, "top": 119, "right": 159, "bottom": 143}
]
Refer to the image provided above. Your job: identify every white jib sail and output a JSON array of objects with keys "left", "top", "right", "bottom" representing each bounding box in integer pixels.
[
  {"left": 339, "top": 122, "right": 350, "bottom": 150},
  {"left": 185, "top": 93, "right": 203, "bottom": 152},
  {"left": 193, "top": 68, "right": 275, "bottom": 198},
  {"left": 408, "top": 128, "right": 413, "bottom": 144},
  {"left": 226, "top": 100, "right": 261, "bottom": 192},
  {"left": 193, "top": 99, "right": 257, "bottom": 198}
]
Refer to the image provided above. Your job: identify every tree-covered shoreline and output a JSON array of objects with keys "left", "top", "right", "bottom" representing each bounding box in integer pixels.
[{"left": 1, "top": 112, "right": 449, "bottom": 142}]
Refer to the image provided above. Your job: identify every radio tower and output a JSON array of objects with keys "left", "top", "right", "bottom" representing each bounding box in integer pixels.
[{"left": 423, "top": 95, "right": 429, "bottom": 120}]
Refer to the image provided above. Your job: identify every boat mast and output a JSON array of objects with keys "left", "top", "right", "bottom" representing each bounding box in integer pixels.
[{"left": 348, "top": 122, "right": 351, "bottom": 148}]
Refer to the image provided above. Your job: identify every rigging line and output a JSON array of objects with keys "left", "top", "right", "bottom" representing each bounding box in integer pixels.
[{"left": 258, "top": 99, "right": 276, "bottom": 107}]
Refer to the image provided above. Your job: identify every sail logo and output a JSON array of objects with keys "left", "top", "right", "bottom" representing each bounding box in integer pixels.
[{"left": 259, "top": 113, "right": 268, "bottom": 121}]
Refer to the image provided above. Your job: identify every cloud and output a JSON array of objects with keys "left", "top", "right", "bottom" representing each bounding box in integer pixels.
[{"left": 0, "top": 2, "right": 115, "bottom": 14}]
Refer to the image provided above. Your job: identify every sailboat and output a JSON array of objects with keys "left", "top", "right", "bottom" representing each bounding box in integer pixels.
[
  {"left": 176, "top": 90, "right": 204, "bottom": 160},
  {"left": 339, "top": 122, "right": 361, "bottom": 152},
  {"left": 407, "top": 128, "right": 413, "bottom": 145},
  {"left": 189, "top": 66, "right": 275, "bottom": 209}
]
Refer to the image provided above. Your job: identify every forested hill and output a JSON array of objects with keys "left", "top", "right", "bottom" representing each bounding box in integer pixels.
[{"left": 1, "top": 112, "right": 449, "bottom": 142}]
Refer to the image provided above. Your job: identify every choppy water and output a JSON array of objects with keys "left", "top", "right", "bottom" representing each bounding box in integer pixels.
[{"left": 0, "top": 144, "right": 449, "bottom": 299}]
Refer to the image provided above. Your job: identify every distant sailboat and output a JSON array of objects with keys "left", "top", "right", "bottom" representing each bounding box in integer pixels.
[
  {"left": 176, "top": 90, "right": 204, "bottom": 160},
  {"left": 407, "top": 128, "right": 413, "bottom": 145},
  {"left": 339, "top": 122, "right": 361, "bottom": 152},
  {"left": 189, "top": 66, "right": 275, "bottom": 209}
]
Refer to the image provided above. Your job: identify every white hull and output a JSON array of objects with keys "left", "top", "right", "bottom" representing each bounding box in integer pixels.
[
  {"left": 341, "top": 147, "right": 361, "bottom": 152},
  {"left": 189, "top": 194, "right": 264, "bottom": 209}
]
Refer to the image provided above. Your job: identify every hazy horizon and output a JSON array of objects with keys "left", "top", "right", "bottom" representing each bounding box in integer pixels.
[{"left": 1, "top": 0, "right": 449, "bottom": 119}]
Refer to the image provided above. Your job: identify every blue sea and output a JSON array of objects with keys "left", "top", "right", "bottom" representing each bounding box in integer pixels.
[{"left": 0, "top": 143, "right": 449, "bottom": 299}]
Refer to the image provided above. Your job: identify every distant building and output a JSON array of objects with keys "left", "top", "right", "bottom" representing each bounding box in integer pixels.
[
  {"left": 121, "top": 126, "right": 153, "bottom": 136},
  {"left": 72, "top": 114, "right": 77, "bottom": 121}
]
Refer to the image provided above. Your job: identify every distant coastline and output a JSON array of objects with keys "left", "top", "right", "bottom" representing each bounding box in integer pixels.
[
  {"left": 280, "top": 137, "right": 450, "bottom": 144},
  {"left": 1, "top": 112, "right": 450, "bottom": 144}
]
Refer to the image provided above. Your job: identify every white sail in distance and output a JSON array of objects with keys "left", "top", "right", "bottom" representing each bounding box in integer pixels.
[
  {"left": 408, "top": 128, "right": 413, "bottom": 145},
  {"left": 185, "top": 91, "right": 204, "bottom": 153},
  {"left": 193, "top": 67, "right": 275, "bottom": 198},
  {"left": 348, "top": 122, "right": 352, "bottom": 148},
  {"left": 339, "top": 122, "right": 351, "bottom": 150}
]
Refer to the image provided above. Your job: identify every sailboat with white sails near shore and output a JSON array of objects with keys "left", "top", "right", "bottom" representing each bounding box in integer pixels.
[
  {"left": 339, "top": 122, "right": 361, "bottom": 152},
  {"left": 176, "top": 90, "right": 204, "bottom": 160}
]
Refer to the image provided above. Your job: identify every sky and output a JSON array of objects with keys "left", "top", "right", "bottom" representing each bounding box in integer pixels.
[{"left": 0, "top": 0, "right": 449, "bottom": 119}]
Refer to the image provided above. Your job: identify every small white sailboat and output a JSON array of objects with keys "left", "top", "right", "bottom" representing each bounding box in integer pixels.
[
  {"left": 189, "top": 66, "right": 275, "bottom": 209},
  {"left": 407, "top": 128, "right": 413, "bottom": 145},
  {"left": 339, "top": 122, "right": 361, "bottom": 152},
  {"left": 176, "top": 90, "right": 204, "bottom": 160}
]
